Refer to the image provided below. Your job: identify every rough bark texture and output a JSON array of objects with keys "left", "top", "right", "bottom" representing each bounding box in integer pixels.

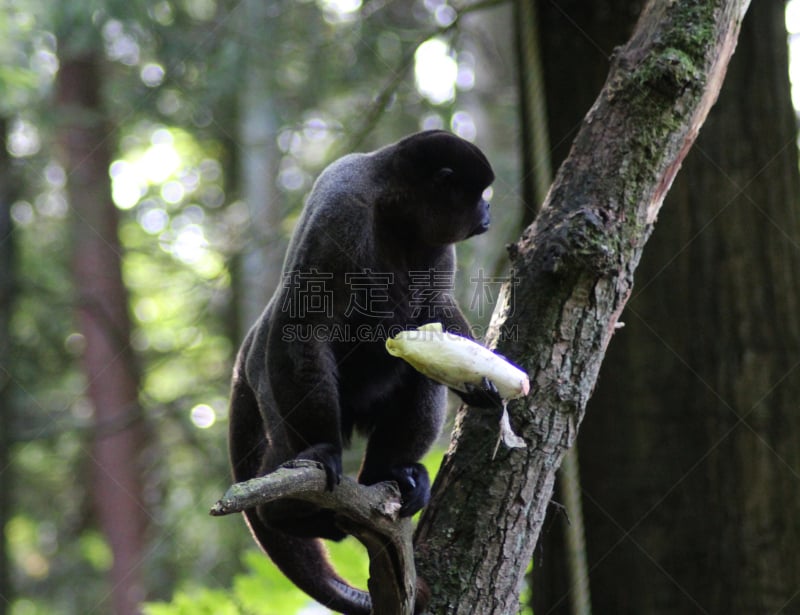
[
  {"left": 414, "top": 1, "right": 750, "bottom": 612},
  {"left": 56, "top": 54, "right": 149, "bottom": 615},
  {"left": 579, "top": 2, "right": 800, "bottom": 612}
]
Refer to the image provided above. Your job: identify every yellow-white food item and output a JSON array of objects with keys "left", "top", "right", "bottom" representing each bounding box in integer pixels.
[{"left": 385, "top": 323, "right": 530, "bottom": 400}]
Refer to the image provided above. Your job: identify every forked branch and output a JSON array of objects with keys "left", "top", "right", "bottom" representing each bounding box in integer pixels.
[{"left": 211, "top": 461, "right": 417, "bottom": 615}]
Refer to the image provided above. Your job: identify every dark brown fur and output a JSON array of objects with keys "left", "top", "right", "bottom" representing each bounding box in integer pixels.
[{"left": 228, "top": 131, "right": 496, "bottom": 614}]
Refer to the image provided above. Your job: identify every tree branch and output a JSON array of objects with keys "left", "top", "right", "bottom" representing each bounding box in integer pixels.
[{"left": 210, "top": 461, "right": 417, "bottom": 615}]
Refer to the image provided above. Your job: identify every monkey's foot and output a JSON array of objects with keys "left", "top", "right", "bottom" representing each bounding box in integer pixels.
[{"left": 293, "top": 443, "right": 343, "bottom": 491}]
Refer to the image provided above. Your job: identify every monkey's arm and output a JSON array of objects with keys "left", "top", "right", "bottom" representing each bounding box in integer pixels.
[
  {"left": 267, "top": 336, "right": 345, "bottom": 489},
  {"left": 358, "top": 369, "right": 444, "bottom": 516}
]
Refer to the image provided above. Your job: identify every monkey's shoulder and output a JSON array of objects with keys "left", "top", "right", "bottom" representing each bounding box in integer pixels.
[{"left": 308, "top": 153, "right": 382, "bottom": 211}]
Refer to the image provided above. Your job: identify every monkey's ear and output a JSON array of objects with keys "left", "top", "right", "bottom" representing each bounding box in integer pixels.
[{"left": 434, "top": 167, "right": 454, "bottom": 183}]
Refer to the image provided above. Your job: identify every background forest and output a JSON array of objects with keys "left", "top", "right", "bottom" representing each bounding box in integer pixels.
[{"left": 1, "top": 1, "right": 799, "bottom": 614}]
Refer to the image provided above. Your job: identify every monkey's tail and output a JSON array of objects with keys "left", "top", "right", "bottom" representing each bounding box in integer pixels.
[
  {"left": 229, "top": 375, "right": 371, "bottom": 614},
  {"left": 243, "top": 508, "right": 372, "bottom": 615}
]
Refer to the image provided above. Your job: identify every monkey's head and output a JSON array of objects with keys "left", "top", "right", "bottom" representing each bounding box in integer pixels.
[{"left": 384, "top": 130, "right": 495, "bottom": 246}]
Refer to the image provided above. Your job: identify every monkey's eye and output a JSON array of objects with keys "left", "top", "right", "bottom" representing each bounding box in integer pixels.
[{"left": 434, "top": 167, "right": 454, "bottom": 182}]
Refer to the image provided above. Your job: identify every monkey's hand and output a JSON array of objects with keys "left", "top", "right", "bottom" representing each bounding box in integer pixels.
[
  {"left": 387, "top": 463, "right": 431, "bottom": 517},
  {"left": 454, "top": 377, "right": 505, "bottom": 409},
  {"left": 294, "top": 443, "right": 343, "bottom": 491}
]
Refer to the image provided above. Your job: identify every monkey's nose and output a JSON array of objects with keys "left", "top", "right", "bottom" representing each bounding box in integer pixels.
[{"left": 481, "top": 203, "right": 491, "bottom": 229}]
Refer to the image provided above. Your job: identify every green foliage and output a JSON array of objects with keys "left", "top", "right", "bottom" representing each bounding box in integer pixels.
[
  {"left": 144, "top": 548, "right": 337, "bottom": 615},
  {"left": 518, "top": 560, "right": 534, "bottom": 615},
  {"left": 144, "top": 532, "right": 379, "bottom": 614},
  {"left": 9, "top": 598, "right": 51, "bottom": 615},
  {"left": 233, "top": 550, "right": 316, "bottom": 615},
  {"left": 78, "top": 531, "right": 113, "bottom": 572},
  {"left": 326, "top": 536, "right": 371, "bottom": 587},
  {"left": 144, "top": 587, "right": 240, "bottom": 615},
  {"left": 0, "top": 0, "right": 54, "bottom": 113}
]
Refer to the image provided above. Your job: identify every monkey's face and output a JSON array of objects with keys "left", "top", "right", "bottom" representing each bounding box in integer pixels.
[
  {"left": 419, "top": 171, "right": 492, "bottom": 245},
  {"left": 471, "top": 196, "right": 492, "bottom": 237},
  {"left": 389, "top": 130, "right": 495, "bottom": 246}
]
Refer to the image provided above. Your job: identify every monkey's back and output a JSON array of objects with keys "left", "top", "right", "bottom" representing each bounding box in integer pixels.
[{"left": 283, "top": 153, "right": 380, "bottom": 275}]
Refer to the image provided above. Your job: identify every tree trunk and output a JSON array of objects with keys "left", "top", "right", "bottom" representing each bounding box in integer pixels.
[
  {"left": 55, "top": 53, "right": 149, "bottom": 615},
  {"left": 579, "top": 1, "right": 800, "bottom": 611},
  {"left": 0, "top": 116, "right": 17, "bottom": 615},
  {"left": 235, "top": 0, "right": 285, "bottom": 337},
  {"left": 414, "top": 1, "right": 750, "bottom": 612}
]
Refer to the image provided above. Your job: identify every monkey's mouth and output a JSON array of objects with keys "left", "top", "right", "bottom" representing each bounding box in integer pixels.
[
  {"left": 472, "top": 202, "right": 491, "bottom": 236},
  {"left": 474, "top": 221, "right": 490, "bottom": 235},
  {"left": 471, "top": 216, "right": 491, "bottom": 236}
]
